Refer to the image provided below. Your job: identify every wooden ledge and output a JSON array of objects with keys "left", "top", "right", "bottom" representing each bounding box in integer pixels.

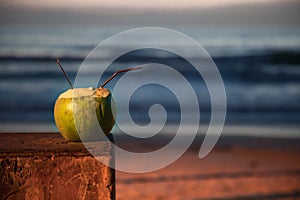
[{"left": 0, "top": 132, "right": 115, "bottom": 200}]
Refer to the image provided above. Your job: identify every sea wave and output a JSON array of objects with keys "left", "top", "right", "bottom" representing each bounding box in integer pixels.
[
  {"left": 0, "top": 50, "right": 300, "bottom": 84},
  {"left": 0, "top": 49, "right": 299, "bottom": 64}
]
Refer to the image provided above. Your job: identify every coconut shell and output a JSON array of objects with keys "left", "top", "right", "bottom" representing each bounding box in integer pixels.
[{"left": 54, "top": 88, "right": 115, "bottom": 142}]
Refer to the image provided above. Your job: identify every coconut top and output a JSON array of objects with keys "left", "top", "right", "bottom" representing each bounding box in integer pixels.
[{"left": 58, "top": 87, "right": 110, "bottom": 99}]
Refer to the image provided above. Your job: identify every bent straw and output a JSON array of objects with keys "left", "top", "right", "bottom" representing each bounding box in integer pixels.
[{"left": 100, "top": 66, "right": 142, "bottom": 88}]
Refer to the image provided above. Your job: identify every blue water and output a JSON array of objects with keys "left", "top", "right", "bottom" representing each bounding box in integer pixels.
[{"left": 0, "top": 25, "right": 300, "bottom": 133}]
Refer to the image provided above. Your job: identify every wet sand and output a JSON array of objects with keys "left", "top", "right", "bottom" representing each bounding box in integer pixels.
[{"left": 115, "top": 135, "right": 300, "bottom": 200}]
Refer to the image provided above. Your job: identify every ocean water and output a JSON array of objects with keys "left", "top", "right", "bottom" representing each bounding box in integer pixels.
[{"left": 0, "top": 24, "right": 300, "bottom": 135}]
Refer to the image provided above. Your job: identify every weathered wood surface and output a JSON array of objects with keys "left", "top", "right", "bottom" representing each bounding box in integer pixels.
[{"left": 0, "top": 133, "right": 115, "bottom": 200}]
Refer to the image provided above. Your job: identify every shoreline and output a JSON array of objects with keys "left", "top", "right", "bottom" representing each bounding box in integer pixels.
[{"left": 1, "top": 123, "right": 300, "bottom": 139}]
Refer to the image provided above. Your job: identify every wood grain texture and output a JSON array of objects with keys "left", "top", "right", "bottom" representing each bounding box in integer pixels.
[{"left": 0, "top": 133, "right": 115, "bottom": 200}]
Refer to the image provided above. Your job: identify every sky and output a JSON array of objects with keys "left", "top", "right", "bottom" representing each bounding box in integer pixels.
[
  {"left": 1, "top": 0, "right": 290, "bottom": 9},
  {"left": 0, "top": 0, "right": 299, "bottom": 26}
]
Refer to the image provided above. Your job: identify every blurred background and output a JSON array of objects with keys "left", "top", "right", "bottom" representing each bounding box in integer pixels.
[{"left": 0, "top": 0, "right": 299, "bottom": 137}]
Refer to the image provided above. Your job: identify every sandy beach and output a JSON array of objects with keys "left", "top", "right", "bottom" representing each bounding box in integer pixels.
[{"left": 115, "top": 135, "right": 300, "bottom": 200}]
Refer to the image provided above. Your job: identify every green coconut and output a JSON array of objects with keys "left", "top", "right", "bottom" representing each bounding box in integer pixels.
[
  {"left": 54, "top": 58, "right": 141, "bottom": 142},
  {"left": 54, "top": 87, "right": 115, "bottom": 142}
]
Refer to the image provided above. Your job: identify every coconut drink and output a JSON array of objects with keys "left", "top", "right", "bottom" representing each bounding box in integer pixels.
[{"left": 54, "top": 59, "right": 141, "bottom": 142}]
